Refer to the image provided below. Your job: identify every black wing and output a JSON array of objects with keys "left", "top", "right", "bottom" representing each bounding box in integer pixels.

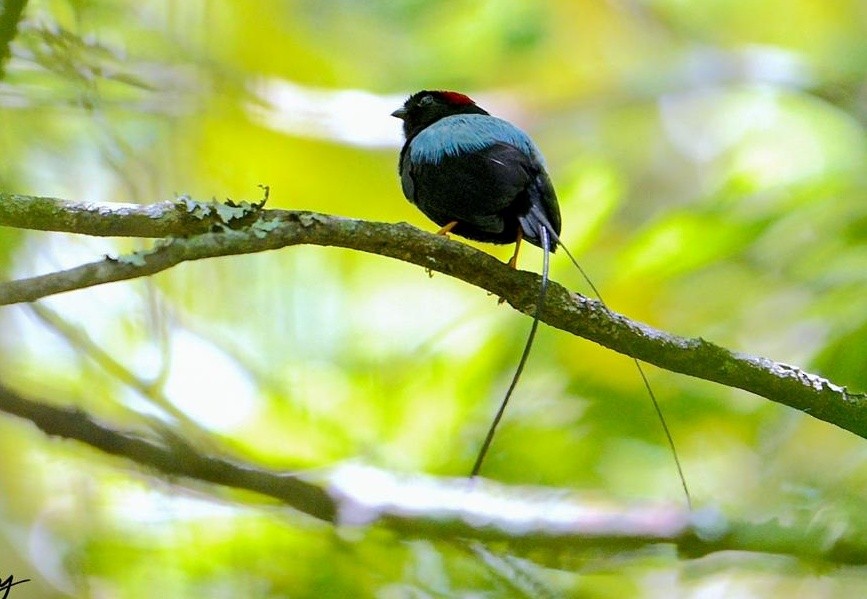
[{"left": 401, "top": 142, "right": 559, "bottom": 247}]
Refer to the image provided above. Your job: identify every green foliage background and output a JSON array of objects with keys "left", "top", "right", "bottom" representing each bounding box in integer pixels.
[{"left": 0, "top": 0, "right": 866, "bottom": 596}]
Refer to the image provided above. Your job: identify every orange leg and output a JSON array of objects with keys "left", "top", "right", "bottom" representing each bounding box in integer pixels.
[
  {"left": 507, "top": 228, "right": 524, "bottom": 269},
  {"left": 437, "top": 220, "right": 459, "bottom": 236},
  {"left": 499, "top": 229, "right": 524, "bottom": 305}
]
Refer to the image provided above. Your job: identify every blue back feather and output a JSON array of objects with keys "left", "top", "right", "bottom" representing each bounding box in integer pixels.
[{"left": 409, "top": 114, "right": 545, "bottom": 166}]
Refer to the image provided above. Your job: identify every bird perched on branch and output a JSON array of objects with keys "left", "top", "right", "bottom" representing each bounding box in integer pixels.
[
  {"left": 391, "top": 90, "right": 691, "bottom": 508},
  {"left": 392, "top": 90, "right": 561, "bottom": 476},
  {"left": 392, "top": 90, "right": 561, "bottom": 268}
]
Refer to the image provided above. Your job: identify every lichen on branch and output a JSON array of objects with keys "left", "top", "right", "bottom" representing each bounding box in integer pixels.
[{"left": 0, "top": 194, "right": 864, "bottom": 443}]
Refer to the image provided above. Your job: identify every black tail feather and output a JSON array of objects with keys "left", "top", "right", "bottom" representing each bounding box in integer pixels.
[
  {"left": 521, "top": 203, "right": 559, "bottom": 252},
  {"left": 470, "top": 219, "right": 691, "bottom": 510},
  {"left": 471, "top": 226, "right": 551, "bottom": 477}
]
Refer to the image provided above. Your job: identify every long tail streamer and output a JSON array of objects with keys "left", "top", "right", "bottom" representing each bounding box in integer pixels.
[
  {"left": 470, "top": 225, "right": 692, "bottom": 510},
  {"left": 470, "top": 226, "right": 551, "bottom": 478},
  {"left": 555, "top": 239, "right": 692, "bottom": 510}
]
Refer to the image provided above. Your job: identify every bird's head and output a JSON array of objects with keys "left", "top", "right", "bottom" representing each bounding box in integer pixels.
[{"left": 392, "top": 90, "right": 489, "bottom": 139}]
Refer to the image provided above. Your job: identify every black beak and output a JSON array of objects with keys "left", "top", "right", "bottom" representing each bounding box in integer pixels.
[{"left": 391, "top": 107, "right": 407, "bottom": 119}]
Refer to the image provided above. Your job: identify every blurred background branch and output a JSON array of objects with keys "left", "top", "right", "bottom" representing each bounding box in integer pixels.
[
  {"left": 26, "top": 301, "right": 216, "bottom": 444},
  {"left": 3, "top": 378, "right": 867, "bottom": 567}
]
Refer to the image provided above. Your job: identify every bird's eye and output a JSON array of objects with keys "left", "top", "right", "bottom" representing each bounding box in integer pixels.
[{"left": 419, "top": 95, "right": 435, "bottom": 106}]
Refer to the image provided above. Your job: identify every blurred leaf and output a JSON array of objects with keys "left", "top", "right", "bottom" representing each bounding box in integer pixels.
[
  {"left": 617, "top": 211, "right": 759, "bottom": 280},
  {"left": 813, "top": 322, "right": 867, "bottom": 390}
]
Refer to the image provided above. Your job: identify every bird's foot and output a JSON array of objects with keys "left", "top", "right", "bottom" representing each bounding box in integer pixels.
[{"left": 436, "top": 221, "right": 458, "bottom": 236}]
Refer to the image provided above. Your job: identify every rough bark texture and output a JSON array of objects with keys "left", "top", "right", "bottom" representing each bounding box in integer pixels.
[{"left": 1, "top": 195, "right": 864, "bottom": 440}]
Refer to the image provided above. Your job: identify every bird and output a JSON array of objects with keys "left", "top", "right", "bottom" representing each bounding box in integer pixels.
[
  {"left": 391, "top": 90, "right": 561, "bottom": 268},
  {"left": 392, "top": 90, "right": 561, "bottom": 476},
  {"left": 392, "top": 91, "right": 691, "bottom": 508}
]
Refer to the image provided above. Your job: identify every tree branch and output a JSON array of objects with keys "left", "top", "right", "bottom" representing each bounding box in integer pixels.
[
  {"left": 1, "top": 194, "right": 864, "bottom": 441},
  {"left": 1, "top": 380, "right": 866, "bottom": 565},
  {"left": 0, "top": 193, "right": 240, "bottom": 237}
]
